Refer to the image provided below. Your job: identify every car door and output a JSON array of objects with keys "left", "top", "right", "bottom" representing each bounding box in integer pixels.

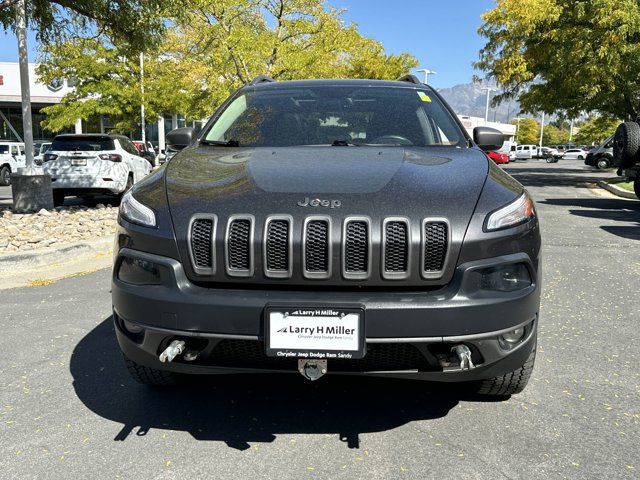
[{"left": 10, "top": 145, "right": 26, "bottom": 169}]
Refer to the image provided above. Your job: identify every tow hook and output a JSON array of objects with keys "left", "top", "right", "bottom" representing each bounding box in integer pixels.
[
  {"left": 298, "top": 359, "right": 327, "bottom": 381},
  {"left": 452, "top": 345, "right": 475, "bottom": 370},
  {"left": 159, "top": 340, "right": 186, "bottom": 363}
]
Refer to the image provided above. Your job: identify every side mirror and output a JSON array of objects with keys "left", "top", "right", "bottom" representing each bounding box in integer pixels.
[
  {"left": 473, "top": 127, "right": 504, "bottom": 152},
  {"left": 166, "top": 127, "right": 195, "bottom": 151}
]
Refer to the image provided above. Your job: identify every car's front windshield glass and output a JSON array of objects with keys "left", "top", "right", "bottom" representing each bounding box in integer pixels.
[{"left": 203, "top": 86, "right": 466, "bottom": 148}]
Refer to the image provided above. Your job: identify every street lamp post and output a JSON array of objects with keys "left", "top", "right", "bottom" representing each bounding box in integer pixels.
[
  {"left": 11, "top": 0, "right": 53, "bottom": 212},
  {"left": 513, "top": 117, "right": 524, "bottom": 143},
  {"left": 539, "top": 112, "right": 546, "bottom": 148},
  {"left": 140, "top": 52, "right": 146, "bottom": 144},
  {"left": 482, "top": 87, "right": 496, "bottom": 124},
  {"left": 416, "top": 68, "right": 437, "bottom": 85}
]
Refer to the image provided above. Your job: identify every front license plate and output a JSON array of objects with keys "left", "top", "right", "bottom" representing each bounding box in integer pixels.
[
  {"left": 71, "top": 158, "right": 87, "bottom": 166},
  {"left": 265, "top": 307, "right": 365, "bottom": 359}
]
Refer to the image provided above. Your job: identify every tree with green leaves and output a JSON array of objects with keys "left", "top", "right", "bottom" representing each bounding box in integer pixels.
[
  {"left": 37, "top": 0, "right": 418, "bottom": 132},
  {"left": 476, "top": 0, "right": 640, "bottom": 120},
  {"left": 574, "top": 116, "right": 620, "bottom": 145},
  {"left": 513, "top": 118, "right": 540, "bottom": 145},
  {"left": 542, "top": 124, "right": 570, "bottom": 145},
  {"left": 0, "top": 0, "right": 168, "bottom": 49}
]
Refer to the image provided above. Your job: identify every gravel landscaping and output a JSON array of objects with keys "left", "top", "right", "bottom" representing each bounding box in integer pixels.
[{"left": 0, "top": 204, "right": 117, "bottom": 253}]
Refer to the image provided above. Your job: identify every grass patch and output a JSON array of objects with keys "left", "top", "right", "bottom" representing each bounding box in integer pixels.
[{"left": 606, "top": 178, "right": 635, "bottom": 192}]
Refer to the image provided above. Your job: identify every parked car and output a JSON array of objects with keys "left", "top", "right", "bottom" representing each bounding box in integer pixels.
[
  {"left": 584, "top": 134, "right": 614, "bottom": 169},
  {"left": 42, "top": 134, "right": 152, "bottom": 206},
  {"left": 538, "top": 147, "right": 559, "bottom": 162},
  {"left": 112, "top": 76, "right": 541, "bottom": 395},
  {"left": 515, "top": 144, "right": 537, "bottom": 160},
  {"left": 133, "top": 141, "right": 157, "bottom": 167},
  {"left": 562, "top": 148, "right": 587, "bottom": 160},
  {"left": 487, "top": 150, "right": 509, "bottom": 165},
  {"left": 34, "top": 142, "right": 52, "bottom": 166},
  {"left": 0, "top": 141, "right": 26, "bottom": 186},
  {"left": 613, "top": 122, "right": 640, "bottom": 199}
]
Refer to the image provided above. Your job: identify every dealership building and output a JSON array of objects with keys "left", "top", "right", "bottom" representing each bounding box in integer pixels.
[{"left": 0, "top": 62, "right": 197, "bottom": 152}]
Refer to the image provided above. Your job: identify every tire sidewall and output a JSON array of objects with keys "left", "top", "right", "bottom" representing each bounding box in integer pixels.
[{"left": 0, "top": 167, "right": 10, "bottom": 186}]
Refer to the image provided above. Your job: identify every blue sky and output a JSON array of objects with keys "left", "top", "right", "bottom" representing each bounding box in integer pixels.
[{"left": 0, "top": 0, "right": 495, "bottom": 88}]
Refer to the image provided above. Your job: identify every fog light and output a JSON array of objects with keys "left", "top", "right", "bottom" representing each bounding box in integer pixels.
[
  {"left": 501, "top": 327, "right": 525, "bottom": 344},
  {"left": 117, "top": 257, "right": 162, "bottom": 285},
  {"left": 480, "top": 263, "right": 532, "bottom": 292},
  {"left": 123, "top": 319, "right": 143, "bottom": 334}
]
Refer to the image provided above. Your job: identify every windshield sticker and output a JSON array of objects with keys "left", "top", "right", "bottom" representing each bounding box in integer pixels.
[{"left": 418, "top": 91, "right": 432, "bottom": 102}]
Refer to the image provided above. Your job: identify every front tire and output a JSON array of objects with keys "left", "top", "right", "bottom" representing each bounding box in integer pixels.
[
  {"left": 123, "top": 355, "right": 179, "bottom": 386},
  {"left": 596, "top": 158, "right": 611, "bottom": 170},
  {"left": 0, "top": 166, "right": 10, "bottom": 186},
  {"left": 119, "top": 174, "right": 134, "bottom": 200},
  {"left": 475, "top": 348, "right": 536, "bottom": 396}
]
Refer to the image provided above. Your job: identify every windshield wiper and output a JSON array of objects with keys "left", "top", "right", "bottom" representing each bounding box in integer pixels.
[
  {"left": 331, "top": 139, "right": 361, "bottom": 147},
  {"left": 201, "top": 139, "right": 240, "bottom": 147}
]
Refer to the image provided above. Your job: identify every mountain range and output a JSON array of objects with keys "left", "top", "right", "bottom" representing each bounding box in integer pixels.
[{"left": 437, "top": 80, "right": 522, "bottom": 124}]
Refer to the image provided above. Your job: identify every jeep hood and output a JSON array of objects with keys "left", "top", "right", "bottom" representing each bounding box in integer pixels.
[{"left": 165, "top": 145, "right": 487, "bottom": 244}]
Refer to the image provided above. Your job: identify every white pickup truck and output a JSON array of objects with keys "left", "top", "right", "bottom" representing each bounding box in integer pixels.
[{"left": 0, "top": 142, "right": 26, "bottom": 186}]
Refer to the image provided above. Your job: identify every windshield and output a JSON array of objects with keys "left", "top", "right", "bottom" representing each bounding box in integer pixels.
[
  {"left": 51, "top": 136, "right": 115, "bottom": 152},
  {"left": 203, "top": 86, "right": 466, "bottom": 148}
]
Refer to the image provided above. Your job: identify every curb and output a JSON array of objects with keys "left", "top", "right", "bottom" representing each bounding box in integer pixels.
[
  {"left": 0, "top": 236, "right": 113, "bottom": 274},
  {"left": 596, "top": 180, "right": 637, "bottom": 200}
]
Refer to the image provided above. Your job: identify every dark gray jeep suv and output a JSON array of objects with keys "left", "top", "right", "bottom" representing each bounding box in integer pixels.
[{"left": 112, "top": 76, "right": 541, "bottom": 395}]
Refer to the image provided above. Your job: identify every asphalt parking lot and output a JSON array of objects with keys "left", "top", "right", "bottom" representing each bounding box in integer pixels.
[{"left": 1, "top": 159, "right": 638, "bottom": 479}]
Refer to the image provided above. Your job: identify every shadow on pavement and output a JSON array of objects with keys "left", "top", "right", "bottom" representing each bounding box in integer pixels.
[
  {"left": 70, "top": 318, "right": 500, "bottom": 451},
  {"left": 542, "top": 197, "right": 640, "bottom": 241},
  {"left": 505, "top": 166, "right": 605, "bottom": 188}
]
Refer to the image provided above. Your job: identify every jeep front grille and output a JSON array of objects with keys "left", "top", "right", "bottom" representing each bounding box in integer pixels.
[
  {"left": 188, "top": 214, "right": 450, "bottom": 283},
  {"left": 226, "top": 216, "right": 253, "bottom": 276},
  {"left": 304, "top": 218, "right": 331, "bottom": 278}
]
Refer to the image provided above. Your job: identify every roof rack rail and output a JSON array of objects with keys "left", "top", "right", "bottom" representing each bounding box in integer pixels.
[
  {"left": 397, "top": 74, "right": 423, "bottom": 85},
  {"left": 248, "top": 75, "right": 276, "bottom": 86}
]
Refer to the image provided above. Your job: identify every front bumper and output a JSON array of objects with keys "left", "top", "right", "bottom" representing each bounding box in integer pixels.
[{"left": 112, "top": 248, "right": 540, "bottom": 381}]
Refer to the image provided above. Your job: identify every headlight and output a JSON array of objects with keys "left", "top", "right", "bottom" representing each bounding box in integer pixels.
[
  {"left": 485, "top": 193, "right": 535, "bottom": 231},
  {"left": 119, "top": 190, "right": 156, "bottom": 227}
]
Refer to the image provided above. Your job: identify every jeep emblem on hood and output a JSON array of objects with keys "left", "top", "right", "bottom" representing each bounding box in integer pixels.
[{"left": 297, "top": 197, "right": 342, "bottom": 208}]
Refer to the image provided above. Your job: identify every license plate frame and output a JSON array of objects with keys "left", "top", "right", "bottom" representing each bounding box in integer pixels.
[
  {"left": 265, "top": 306, "right": 365, "bottom": 360},
  {"left": 71, "top": 158, "right": 87, "bottom": 166}
]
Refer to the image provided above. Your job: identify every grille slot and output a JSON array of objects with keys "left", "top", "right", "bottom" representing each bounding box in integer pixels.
[
  {"left": 383, "top": 219, "right": 410, "bottom": 279},
  {"left": 264, "top": 217, "right": 292, "bottom": 278},
  {"left": 343, "top": 218, "right": 370, "bottom": 279},
  {"left": 189, "top": 216, "right": 216, "bottom": 274},
  {"left": 422, "top": 220, "right": 449, "bottom": 278},
  {"left": 208, "top": 340, "right": 431, "bottom": 371},
  {"left": 304, "top": 218, "right": 331, "bottom": 278},
  {"left": 226, "top": 216, "right": 253, "bottom": 276}
]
